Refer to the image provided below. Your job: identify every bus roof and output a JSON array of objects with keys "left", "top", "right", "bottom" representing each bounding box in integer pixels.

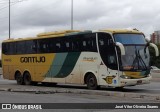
[
  {"left": 37, "top": 30, "right": 81, "bottom": 37},
  {"left": 99, "top": 29, "right": 142, "bottom": 34},
  {"left": 2, "top": 29, "right": 143, "bottom": 43},
  {"left": 3, "top": 30, "right": 81, "bottom": 42}
]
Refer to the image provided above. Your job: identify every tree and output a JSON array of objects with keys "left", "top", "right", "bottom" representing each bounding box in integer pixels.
[{"left": 0, "top": 60, "right": 1, "bottom": 67}]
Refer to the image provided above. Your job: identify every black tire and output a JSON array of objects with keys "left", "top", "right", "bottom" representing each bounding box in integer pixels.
[
  {"left": 23, "top": 72, "right": 32, "bottom": 85},
  {"left": 41, "top": 82, "right": 49, "bottom": 86},
  {"left": 15, "top": 72, "right": 23, "bottom": 85},
  {"left": 86, "top": 74, "right": 98, "bottom": 90},
  {"left": 115, "top": 87, "right": 124, "bottom": 91},
  {"left": 31, "top": 81, "right": 38, "bottom": 86}
]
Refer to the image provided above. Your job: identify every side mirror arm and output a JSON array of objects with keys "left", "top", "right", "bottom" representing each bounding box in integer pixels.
[
  {"left": 115, "top": 42, "right": 125, "bottom": 55},
  {"left": 145, "top": 38, "right": 159, "bottom": 57},
  {"left": 149, "top": 43, "right": 159, "bottom": 57}
]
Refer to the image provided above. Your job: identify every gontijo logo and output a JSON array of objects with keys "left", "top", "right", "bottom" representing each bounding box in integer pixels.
[{"left": 20, "top": 56, "right": 45, "bottom": 63}]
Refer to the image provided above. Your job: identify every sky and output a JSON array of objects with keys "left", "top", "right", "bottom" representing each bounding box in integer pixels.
[{"left": 0, "top": 0, "right": 160, "bottom": 42}]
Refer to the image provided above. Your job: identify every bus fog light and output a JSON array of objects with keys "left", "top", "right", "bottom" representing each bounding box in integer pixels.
[{"left": 120, "top": 75, "right": 131, "bottom": 79}]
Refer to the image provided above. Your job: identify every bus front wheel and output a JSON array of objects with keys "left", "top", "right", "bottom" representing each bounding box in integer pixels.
[
  {"left": 15, "top": 72, "right": 23, "bottom": 85},
  {"left": 86, "top": 74, "right": 98, "bottom": 90},
  {"left": 23, "top": 72, "right": 32, "bottom": 85}
]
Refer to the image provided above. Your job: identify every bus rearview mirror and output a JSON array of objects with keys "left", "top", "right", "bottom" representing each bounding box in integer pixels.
[
  {"left": 149, "top": 43, "right": 159, "bottom": 57},
  {"left": 115, "top": 42, "right": 125, "bottom": 55}
]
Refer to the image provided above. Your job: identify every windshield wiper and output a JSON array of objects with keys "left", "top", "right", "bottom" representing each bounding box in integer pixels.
[
  {"left": 137, "top": 50, "right": 147, "bottom": 70},
  {"left": 131, "top": 49, "right": 147, "bottom": 70}
]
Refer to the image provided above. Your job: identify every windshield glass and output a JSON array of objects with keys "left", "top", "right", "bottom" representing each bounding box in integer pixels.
[
  {"left": 120, "top": 46, "right": 150, "bottom": 71},
  {"left": 114, "top": 33, "right": 146, "bottom": 45},
  {"left": 114, "top": 34, "right": 150, "bottom": 71}
]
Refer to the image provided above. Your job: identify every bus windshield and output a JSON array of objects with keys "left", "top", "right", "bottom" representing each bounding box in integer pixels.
[
  {"left": 114, "top": 34, "right": 146, "bottom": 45},
  {"left": 114, "top": 34, "right": 150, "bottom": 71}
]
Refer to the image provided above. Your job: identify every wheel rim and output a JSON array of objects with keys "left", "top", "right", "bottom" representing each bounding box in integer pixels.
[
  {"left": 17, "top": 77, "right": 22, "bottom": 83},
  {"left": 16, "top": 73, "right": 23, "bottom": 85},
  {"left": 88, "top": 77, "right": 95, "bottom": 87},
  {"left": 87, "top": 75, "right": 97, "bottom": 89},
  {"left": 24, "top": 73, "right": 31, "bottom": 85},
  {"left": 26, "top": 75, "right": 30, "bottom": 82}
]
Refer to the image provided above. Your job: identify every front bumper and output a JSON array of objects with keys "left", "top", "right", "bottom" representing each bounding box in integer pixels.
[{"left": 119, "top": 75, "right": 152, "bottom": 87}]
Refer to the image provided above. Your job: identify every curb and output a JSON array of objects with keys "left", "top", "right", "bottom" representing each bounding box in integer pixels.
[
  {"left": 151, "top": 78, "right": 160, "bottom": 82},
  {"left": 0, "top": 87, "right": 160, "bottom": 101}
]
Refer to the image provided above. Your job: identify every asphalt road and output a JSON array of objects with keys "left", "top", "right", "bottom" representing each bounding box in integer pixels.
[
  {"left": 0, "top": 76, "right": 160, "bottom": 112},
  {"left": 0, "top": 90, "right": 156, "bottom": 103},
  {"left": 1, "top": 75, "right": 160, "bottom": 95}
]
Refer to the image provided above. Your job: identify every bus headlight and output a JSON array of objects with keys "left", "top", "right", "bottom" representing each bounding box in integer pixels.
[{"left": 120, "top": 75, "right": 131, "bottom": 79}]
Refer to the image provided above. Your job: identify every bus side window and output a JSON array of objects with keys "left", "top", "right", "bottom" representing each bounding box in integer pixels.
[
  {"left": 91, "top": 38, "right": 97, "bottom": 52},
  {"left": 3, "top": 42, "right": 16, "bottom": 55},
  {"left": 37, "top": 39, "right": 44, "bottom": 53},
  {"left": 65, "top": 41, "right": 71, "bottom": 52},
  {"left": 32, "top": 44, "right": 37, "bottom": 53},
  {"left": 56, "top": 43, "right": 61, "bottom": 49},
  {"left": 80, "top": 33, "right": 97, "bottom": 52},
  {"left": 2, "top": 43, "right": 7, "bottom": 54},
  {"left": 16, "top": 41, "right": 25, "bottom": 54},
  {"left": 10, "top": 43, "right": 16, "bottom": 55},
  {"left": 63, "top": 36, "right": 74, "bottom": 52},
  {"left": 60, "top": 38, "right": 68, "bottom": 52},
  {"left": 26, "top": 40, "right": 37, "bottom": 54},
  {"left": 82, "top": 40, "right": 87, "bottom": 51},
  {"left": 55, "top": 41, "right": 61, "bottom": 52},
  {"left": 3, "top": 43, "right": 9, "bottom": 55},
  {"left": 72, "top": 38, "right": 80, "bottom": 52},
  {"left": 83, "top": 37, "right": 91, "bottom": 51}
]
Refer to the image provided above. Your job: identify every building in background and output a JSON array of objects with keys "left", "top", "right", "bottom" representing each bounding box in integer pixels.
[{"left": 150, "top": 31, "right": 160, "bottom": 44}]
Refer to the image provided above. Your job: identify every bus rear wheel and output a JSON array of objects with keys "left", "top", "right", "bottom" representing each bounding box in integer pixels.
[
  {"left": 15, "top": 72, "right": 23, "bottom": 85},
  {"left": 23, "top": 72, "right": 32, "bottom": 85},
  {"left": 86, "top": 74, "right": 98, "bottom": 90}
]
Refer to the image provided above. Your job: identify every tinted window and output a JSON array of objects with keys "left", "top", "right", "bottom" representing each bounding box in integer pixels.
[
  {"left": 98, "top": 33, "right": 118, "bottom": 70},
  {"left": 16, "top": 41, "right": 25, "bottom": 54},
  {"left": 80, "top": 33, "right": 97, "bottom": 52},
  {"left": 71, "top": 36, "right": 81, "bottom": 52},
  {"left": 114, "top": 34, "right": 146, "bottom": 45},
  {"left": 2, "top": 33, "right": 98, "bottom": 55},
  {"left": 2, "top": 43, "right": 7, "bottom": 54},
  {"left": 38, "top": 39, "right": 49, "bottom": 53},
  {"left": 9, "top": 42, "right": 16, "bottom": 54},
  {"left": 2, "top": 42, "right": 16, "bottom": 55},
  {"left": 26, "top": 40, "right": 37, "bottom": 54}
]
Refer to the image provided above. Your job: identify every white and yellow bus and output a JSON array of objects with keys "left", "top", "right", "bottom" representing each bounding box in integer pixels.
[{"left": 2, "top": 29, "right": 159, "bottom": 89}]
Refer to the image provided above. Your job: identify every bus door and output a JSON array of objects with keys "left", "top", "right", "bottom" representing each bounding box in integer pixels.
[{"left": 98, "top": 33, "right": 119, "bottom": 86}]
